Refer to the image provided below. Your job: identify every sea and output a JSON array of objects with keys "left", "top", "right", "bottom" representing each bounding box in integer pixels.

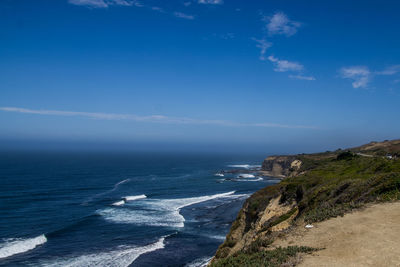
[{"left": 0, "top": 151, "right": 278, "bottom": 267}]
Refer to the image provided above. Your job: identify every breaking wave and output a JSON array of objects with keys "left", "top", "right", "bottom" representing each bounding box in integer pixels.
[
  {"left": 0, "top": 235, "right": 47, "bottom": 259},
  {"left": 124, "top": 195, "right": 147, "bottom": 201},
  {"left": 237, "top": 174, "right": 256, "bottom": 178},
  {"left": 227, "top": 164, "right": 261, "bottom": 169},
  {"left": 185, "top": 256, "right": 213, "bottom": 267},
  {"left": 111, "top": 195, "right": 147, "bottom": 206},
  {"left": 83, "top": 179, "right": 132, "bottom": 205},
  {"left": 111, "top": 200, "right": 125, "bottom": 206},
  {"left": 234, "top": 177, "right": 263, "bottom": 182},
  {"left": 98, "top": 191, "right": 237, "bottom": 228},
  {"left": 40, "top": 236, "right": 166, "bottom": 267}
]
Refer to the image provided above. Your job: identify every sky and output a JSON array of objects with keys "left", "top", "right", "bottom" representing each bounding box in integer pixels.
[{"left": 1, "top": 0, "right": 400, "bottom": 153}]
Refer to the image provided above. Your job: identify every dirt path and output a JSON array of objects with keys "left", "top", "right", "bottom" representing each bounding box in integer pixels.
[{"left": 272, "top": 202, "right": 400, "bottom": 267}]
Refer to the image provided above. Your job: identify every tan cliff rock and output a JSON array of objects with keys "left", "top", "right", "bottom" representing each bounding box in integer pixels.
[{"left": 261, "top": 155, "right": 302, "bottom": 177}]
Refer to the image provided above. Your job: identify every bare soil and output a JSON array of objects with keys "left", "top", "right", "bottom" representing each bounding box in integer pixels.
[{"left": 272, "top": 202, "right": 400, "bottom": 267}]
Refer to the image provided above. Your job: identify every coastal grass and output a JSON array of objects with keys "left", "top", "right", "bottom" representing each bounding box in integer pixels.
[
  {"left": 211, "top": 246, "right": 316, "bottom": 267},
  {"left": 246, "top": 154, "right": 400, "bottom": 226},
  {"left": 285, "top": 155, "right": 400, "bottom": 223},
  {"left": 213, "top": 149, "right": 400, "bottom": 265}
]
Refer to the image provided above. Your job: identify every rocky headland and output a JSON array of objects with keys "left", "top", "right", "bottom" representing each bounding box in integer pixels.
[{"left": 210, "top": 139, "right": 400, "bottom": 266}]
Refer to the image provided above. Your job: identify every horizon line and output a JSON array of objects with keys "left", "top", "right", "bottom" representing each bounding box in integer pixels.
[{"left": 0, "top": 106, "right": 318, "bottom": 129}]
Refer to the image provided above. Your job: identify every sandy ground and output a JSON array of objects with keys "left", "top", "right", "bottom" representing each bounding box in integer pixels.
[{"left": 273, "top": 202, "right": 400, "bottom": 267}]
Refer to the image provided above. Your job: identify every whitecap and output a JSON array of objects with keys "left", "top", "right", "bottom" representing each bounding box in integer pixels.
[
  {"left": 115, "top": 179, "right": 130, "bottom": 187},
  {"left": 40, "top": 237, "right": 166, "bottom": 267},
  {"left": 112, "top": 200, "right": 126, "bottom": 206},
  {"left": 237, "top": 174, "right": 256, "bottom": 178},
  {"left": 185, "top": 256, "right": 213, "bottom": 267},
  {"left": 98, "top": 191, "right": 237, "bottom": 228},
  {"left": 83, "top": 179, "right": 132, "bottom": 205},
  {"left": 214, "top": 173, "right": 224, "bottom": 177},
  {"left": 123, "top": 195, "right": 147, "bottom": 201},
  {"left": 235, "top": 177, "right": 263, "bottom": 182},
  {"left": 0, "top": 235, "right": 47, "bottom": 259},
  {"left": 227, "top": 164, "right": 261, "bottom": 169}
]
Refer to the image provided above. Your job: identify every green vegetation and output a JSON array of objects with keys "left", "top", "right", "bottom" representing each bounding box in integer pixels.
[
  {"left": 287, "top": 155, "right": 400, "bottom": 222},
  {"left": 270, "top": 207, "right": 297, "bottom": 227},
  {"left": 211, "top": 246, "right": 316, "bottom": 267},
  {"left": 213, "top": 143, "right": 400, "bottom": 266}
]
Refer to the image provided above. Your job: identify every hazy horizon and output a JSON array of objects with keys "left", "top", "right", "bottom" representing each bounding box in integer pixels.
[{"left": 1, "top": 0, "right": 400, "bottom": 153}]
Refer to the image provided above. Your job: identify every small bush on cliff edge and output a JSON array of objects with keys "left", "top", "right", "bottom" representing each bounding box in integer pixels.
[{"left": 211, "top": 246, "right": 316, "bottom": 267}]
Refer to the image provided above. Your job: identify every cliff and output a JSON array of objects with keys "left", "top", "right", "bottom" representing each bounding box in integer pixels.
[
  {"left": 210, "top": 139, "right": 400, "bottom": 267},
  {"left": 261, "top": 155, "right": 302, "bottom": 177}
]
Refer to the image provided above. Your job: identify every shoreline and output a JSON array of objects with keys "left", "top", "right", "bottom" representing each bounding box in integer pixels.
[{"left": 210, "top": 139, "right": 400, "bottom": 266}]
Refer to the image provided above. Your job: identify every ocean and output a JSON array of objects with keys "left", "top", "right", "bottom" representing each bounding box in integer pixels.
[{"left": 0, "top": 151, "right": 277, "bottom": 266}]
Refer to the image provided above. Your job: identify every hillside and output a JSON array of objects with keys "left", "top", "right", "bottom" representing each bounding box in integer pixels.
[{"left": 210, "top": 139, "right": 400, "bottom": 267}]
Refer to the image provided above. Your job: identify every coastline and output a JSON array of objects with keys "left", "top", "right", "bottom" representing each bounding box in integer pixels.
[{"left": 210, "top": 139, "right": 400, "bottom": 266}]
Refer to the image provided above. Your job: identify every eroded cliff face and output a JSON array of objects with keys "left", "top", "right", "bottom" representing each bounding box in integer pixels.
[
  {"left": 210, "top": 157, "right": 303, "bottom": 264},
  {"left": 261, "top": 155, "right": 302, "bottom": 177},
  {"left": 211, "top": 185, "right": 299, "bottom": 265},
  {"left": 211, "top": 139, "right": 400, "bottom": 266}
]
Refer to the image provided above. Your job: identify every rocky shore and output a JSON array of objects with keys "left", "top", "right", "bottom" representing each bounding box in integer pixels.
[{"left": 209, "top": 139, "right": 400, "bottom": 266}]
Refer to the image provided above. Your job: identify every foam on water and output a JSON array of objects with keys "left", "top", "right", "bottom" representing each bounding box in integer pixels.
[
  {"left": 185, "top": 256, "right": 213, "bottom": 267},
  {"left": 237, "top": 174, "right": 256, "bottom": 178},
  {"left": 111, "top": 194, "right": 147, "bottom": 206},
  {"left": 123, "top": 195, "right": 147, "bottom": 201},
  {"left": 83, "top": 179, "right": 132, "bottom": 205},
  {"left": 0, "top": 235, "right": 47, "bottom": 259},
  {"left": 98, "top": 191, "right": 237, "bottom": 228},
  {"left": 227, "top": 164, "right": 261, "bottom": 169},
  {"left": 234, "top": 177, "right": 263, "bottom": 182},
  {"left": 40, "top": 237, "right": 166, "bottom": 267},
  {"left": 111, "top": 200, "right": 125, "bottom": 206}
]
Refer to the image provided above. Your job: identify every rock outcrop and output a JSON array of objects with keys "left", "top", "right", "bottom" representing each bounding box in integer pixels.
[
  {"left": 210, "top": 139, "right": 400, "bottom": 266},
  {"left": 261, "top": 155, "right": 302, "bottom": 177}
]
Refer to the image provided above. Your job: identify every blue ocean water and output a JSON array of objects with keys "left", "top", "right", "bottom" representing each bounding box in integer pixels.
[{"left": 0, "top": 152, "right": 277, "bottom": 266}]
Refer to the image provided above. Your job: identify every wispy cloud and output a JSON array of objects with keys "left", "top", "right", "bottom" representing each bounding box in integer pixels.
[
  {"left": 252, "top": 38, "right": 272, "bottom": 61},
  {"left": 68, "top": 0, "right": 138, "bottom": 8},
  {"left": 289, "top": 74, "right": 316, "bottom": 81},
  {"left": 151, "top": 6, "right": 164, "bottom": 13},
  {"left": 0, "top": 107, "right": 317, "bottom": 129},
  {"left": 252, "top": 12, "right": 312, "bottom": 80},
  {"left": 68, "top": 0, "right": 195, "bottom": 20},
  {"left": 376, "top": 65, "right": 400, "bottom": 75},
  {"left": 173, "top": 12, "right": 195, "bottom": 20},
  {"left": 339, "top": 66, "right": 371, "bottom": 88},
  {"left": 340, "top": 64, "right": 400, "bottom": 88},
  {"left": 265, "top": 11, "right": 301, "bottom": 37},
  {"left": 198, "top": 0, "right": 223, "bottom": 5},
  {"left": 267, "top": 55, "right": 304, "bottom": 72}
]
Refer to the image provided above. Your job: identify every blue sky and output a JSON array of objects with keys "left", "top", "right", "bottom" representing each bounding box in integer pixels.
[{"left": 1, "top": 0, "right": 400, "bottom": 153}]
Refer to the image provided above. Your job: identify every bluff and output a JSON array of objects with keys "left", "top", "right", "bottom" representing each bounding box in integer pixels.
[
  {"left": 210, "top": 139, "right": 400, "bottom": 267},
  {"left": 261, "top": 155, "right": 302, "bottom": 177}
]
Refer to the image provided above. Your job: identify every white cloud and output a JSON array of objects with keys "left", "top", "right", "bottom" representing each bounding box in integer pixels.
[
  {"left": 0, "top": 107, "right": 316, "bottom": 129},
  {"left": 68, "top": 0, "right": 136, "bottom": 8},
  {"left": 68, "top": 0, "right": 195, "bottom": 20},
  {"left": 151, "top": 6, "right": 164, "bottom": 12},
  {"left": 340, "top": 66, "right": 371, "bottom": 88},
  {"left": 252, "top": 38, "right": 272, "bottom": 61},
  {"left": 267, "top": 55, "right": 304, "bottom": 72},
  {"left": 289, "top": 75, "right": 316, "bottom": 81},
  {"left": 265, "top": 12, "right": 301, "bottom": 37},
  {"left": 376, "top": 65, "right": 400, "bottom": 75},
  {"left": 198, "top": 0, "right": 223, "bottom": 4},
  {"left": 173, "top": 12, "right": 195, "bottom": 20}
]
